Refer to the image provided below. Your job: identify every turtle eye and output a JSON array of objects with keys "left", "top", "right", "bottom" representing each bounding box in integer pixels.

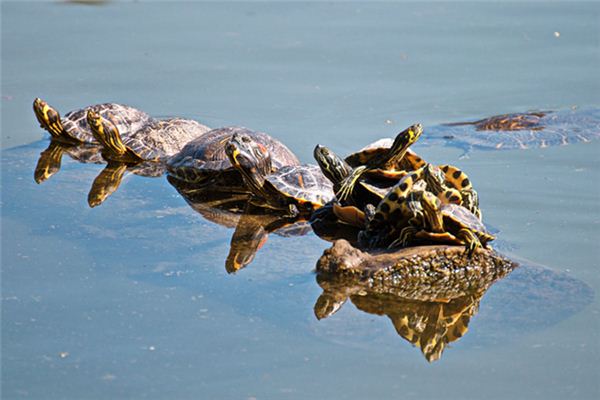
[{"left": 241, "top": 135, "right": 251, "bottom": 143}]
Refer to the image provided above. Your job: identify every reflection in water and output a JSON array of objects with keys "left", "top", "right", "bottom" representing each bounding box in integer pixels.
[
  {"left": 315, "top": 240, "right": 518, "bottom": 362},
  {"left": 33, "top": 140, "right": 169, "bottom": 207},
  {"left": 168, "top": 176, "right": 311, "bottom": 273}
]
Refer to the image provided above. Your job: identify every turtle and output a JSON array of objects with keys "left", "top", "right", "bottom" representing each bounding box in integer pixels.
[
  {"left": 335, "top": 123, "right": 424, "bottom": 202},
  {"left": 166, "top": 126, "right": 300, "bottom": 190},
  {"left": 225, "top": 132, "right": 335, "bottom": 216},
  {"left": 424, "top": 108, "right": 600, "bottom": 153},
  {"left": 33, "top": 98, "right": 152, "bottom": 145},
  {"left": 85, "top": 111, "right": 211, "bottom": 207},
  {"left": 395, "top": 191, "right": 495, "bottom": 257}
]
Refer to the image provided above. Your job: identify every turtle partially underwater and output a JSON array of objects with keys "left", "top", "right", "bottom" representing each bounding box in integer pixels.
[
  {"left": 425, "top": 108, "right": 600, "bottom": 152},
  {"left": 85, "top": 111, "right": 211, "bottom": 207},
  {"left": 168, "top": 175, "right": 311, "bottom": 273},
  {"left": 33, "top": 98, "right": 152, "bottom": 145},
  {"left": 313, "top": 239, "right": 593, "bottom": 362},
  {"left": 166, "top": 126, "right": 300, "bottom": 193},
  {"left": 225, "top": 132, "right": 335, "bottom": 216}
]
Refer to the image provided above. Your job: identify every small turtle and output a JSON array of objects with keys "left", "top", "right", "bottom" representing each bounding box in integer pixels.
[
  {"left": 166, "top": 126, "right": 300, "bottom": 188},
  {"left": 225, "top": 132, "right": 335, "bottom": 215},
  {"left": 398, "top": 191, "right": 495, "bottom": 256},
  {"left": 33, "top": 98, "right": 152, "bottom": 144},
  {"left": 425, "top": 108, "right": 600, "bottom": 152},
  {"left": 336, "top": 123, "right": 424, "bottom": 202}
]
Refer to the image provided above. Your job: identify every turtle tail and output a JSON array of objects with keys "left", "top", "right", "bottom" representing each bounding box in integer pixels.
[
  {"left": 33, "top": 98, "right": 66, "bottom": 140},
  {"left": 86, "top": 110, "right": 129, "bottom": 157}
]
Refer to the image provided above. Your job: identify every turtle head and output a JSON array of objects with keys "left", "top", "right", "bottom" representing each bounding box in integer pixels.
[
  {"left": 387, "top": 123, "right": 423, "bottom": 165},
  {"left": 420, "top": 190, "right": 444, "bottom": 232},
  {"left": 313, "top": 145, "right": 352, "bottom": 185},
  {"left": 33, "top": 98, "right": 64, "bottom": 139},
  {"left": 225, "top": 133, "right": 272, "bottom": 196}
]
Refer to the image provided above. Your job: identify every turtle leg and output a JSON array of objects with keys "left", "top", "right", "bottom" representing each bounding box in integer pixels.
[
  {"left": 34, "top": 141, "right": 67, "bottom": 183},
  {"left": 33, "top": 98, "right": 71, "bottom": 141},
  {"left": 389, "top": 225, "right": 419, "bottom": 248},
  {"left": 333, "top": 203, "right": 366, "bottom": 227},
  {"left": 456, "top": 228, "right": 481, "bottom": 258},
  {"left": 87, "top": 162, "right": 128, "bottom": 207},
  {"left": 336, "top": 165, "right": 367, "bottom": 202}
]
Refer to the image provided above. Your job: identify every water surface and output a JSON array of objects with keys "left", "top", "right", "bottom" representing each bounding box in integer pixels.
[{"left": 2, "top": 1, "right": 599, "bottom": 399}]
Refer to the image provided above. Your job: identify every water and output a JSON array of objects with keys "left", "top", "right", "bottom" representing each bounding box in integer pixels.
[{"left": 2, "top": 1, "right": 599, "bottom": 399}]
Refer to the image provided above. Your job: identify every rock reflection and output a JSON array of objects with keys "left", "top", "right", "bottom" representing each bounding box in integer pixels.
[
  {"left": 168, "top": 176, "right": 311, "bottom": 273},
  {"left": 314, "top": 239, "right": 518, "bottom": 362}
]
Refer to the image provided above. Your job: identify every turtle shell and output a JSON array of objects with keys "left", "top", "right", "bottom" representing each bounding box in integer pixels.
[
  {"left": 265, "top": 164, "right": 335, "bottom": 208},
  {"left": 63, "top": 103, "right": 152, "bottom": 143},
  {"left": 120, "top": 118, "right": 211, "bottom": 161},
  {"left": 441, "top": 203, "right": 490, "bottom": 236},
  {"left": 166, "top": 126, "right": 300, "bottom": 182}
]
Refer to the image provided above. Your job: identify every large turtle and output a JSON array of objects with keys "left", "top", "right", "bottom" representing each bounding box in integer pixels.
[
  {"left": 33, "top": 98, "right": 152, "bottom": 145},
  {"left": 425, "top": 108, "right": 600, "bottom": 152},
  {"left": 225, "top": 132, "right": 335, "bottom": 216},
  {"left": 166, "top": 126, "right": 300, "bottom": 191}
]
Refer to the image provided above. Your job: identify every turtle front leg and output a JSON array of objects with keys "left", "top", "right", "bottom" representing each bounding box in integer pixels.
[
  {"left": 389, "top": 225, "right": 419, "bottom": 248},
  {"left": 456, "top": 228, "right": 482, "bottom": 258}
]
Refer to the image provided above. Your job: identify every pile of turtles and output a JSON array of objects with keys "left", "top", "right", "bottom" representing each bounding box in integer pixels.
[{"left": 32, "top": 98, "right": 600, "bottom": 258}]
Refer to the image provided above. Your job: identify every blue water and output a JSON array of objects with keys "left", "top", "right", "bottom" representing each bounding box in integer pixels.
[{"left": 2, "top": 1, "right": 599, "bottom": 399}]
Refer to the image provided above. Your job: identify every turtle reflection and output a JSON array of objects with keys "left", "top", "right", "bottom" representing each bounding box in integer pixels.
[
  {"left": 314, "top": 239, "right": 518, "bottom": 362},
  {"left": 168, "top": 176, "right": 311, "bottom": 273},
  {"left": 33, "top": 140, "right": 169, "bottom": 208}
]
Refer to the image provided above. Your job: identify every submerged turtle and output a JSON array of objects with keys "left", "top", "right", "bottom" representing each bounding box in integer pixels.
[
  {"left": 33, "top": 98, "right": 152, "bottom": 144},
  {"left": 166, "top": 126, "right": 300, "bottom": 189},
  {"left": 85, "top": 111, "right": 211, "bottom": 207},
  {"left": 425, "top": 108, "right": 600, "bottom": 152},
  {"left": 225, "top": 132, "right": 335, "bottom": 215}
]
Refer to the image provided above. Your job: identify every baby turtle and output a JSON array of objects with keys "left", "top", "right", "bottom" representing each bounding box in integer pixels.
[
  {"left": 33, "top": 98, "right": 152, "bottom": 145},
  {"left": 225, "top": 132, "right": 335, "bottom": 215},
  {"left": 425, "top": 108, "right": 600, "bottom": 152},
  {"left": 166, "top": 126, "right": 300, "bottom": 188}
]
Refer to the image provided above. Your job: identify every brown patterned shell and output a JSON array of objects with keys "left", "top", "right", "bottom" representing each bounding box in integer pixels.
[
  {"left": 120, "top": 118, "right": 211, "bottom": 161},
  {"left": 62, "top": 103, "right": 152, "bottom": 143},
  {"left": 166, "top": 126, "right": 300, "bottom": 182},
  {"left": 264, "top": 164, "right": 335, "bottom": 207}
]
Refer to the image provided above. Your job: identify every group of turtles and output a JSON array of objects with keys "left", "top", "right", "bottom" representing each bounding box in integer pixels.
[
  {"left": 31, "top": 98, "right": 598, "bottom": 361},
  {"left": 33, "top": 98, "right": 600, "bottom": 259}
]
